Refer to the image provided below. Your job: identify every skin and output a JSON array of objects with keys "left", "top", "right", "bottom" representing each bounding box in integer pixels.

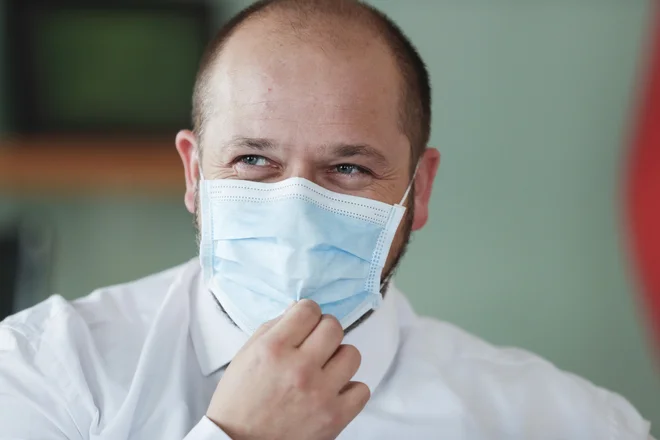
[{"left": 175, "top": 14, "right": 440, "bottom": 440}]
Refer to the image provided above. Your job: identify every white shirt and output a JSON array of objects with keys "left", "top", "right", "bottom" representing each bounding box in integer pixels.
[{"left": 0, "top": 259, "right": 652, "bottom": 439}]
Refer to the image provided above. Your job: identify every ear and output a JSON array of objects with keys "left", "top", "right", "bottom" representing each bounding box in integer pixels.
[
  {"left": 411, "top": 148, "right": 440, "bottom": 231},
  {"left": 175, "top": 130, "right": 200, "bottom": 214}
]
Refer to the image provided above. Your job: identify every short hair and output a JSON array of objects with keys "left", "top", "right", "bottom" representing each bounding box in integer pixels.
[{"left": 192, "top": 0, "right": 431, "bottom": 170}]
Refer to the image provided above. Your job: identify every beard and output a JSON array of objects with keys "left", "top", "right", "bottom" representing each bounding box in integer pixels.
[{"left": 193, "top": 184, "right": 415, "bottom": 333}]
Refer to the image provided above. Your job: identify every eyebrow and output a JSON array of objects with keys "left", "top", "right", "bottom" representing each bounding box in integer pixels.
[
  {"left": 226, "top": 137, "right": 277, "bottom": 151},
  {"left": 329, "top": 143, "right": 390, "bottom": 167}
]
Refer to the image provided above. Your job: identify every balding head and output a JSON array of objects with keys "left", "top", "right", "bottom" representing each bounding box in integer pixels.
[{"left": 192, "top": 0, "right": 431, "bottom": 168}]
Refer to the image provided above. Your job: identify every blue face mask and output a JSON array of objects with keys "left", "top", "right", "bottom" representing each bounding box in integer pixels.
[{"left": 199, "top": 174, "right": 414, "bottom": 335}]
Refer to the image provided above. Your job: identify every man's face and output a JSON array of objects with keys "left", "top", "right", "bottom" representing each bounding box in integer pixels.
[{"left": 177, "top": 21, "right": 439, "bottom": 283}]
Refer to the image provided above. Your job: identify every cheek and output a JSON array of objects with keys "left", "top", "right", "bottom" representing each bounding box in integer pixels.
[{"left": 383, "top": 206, "right": 414, "bottom": 272}]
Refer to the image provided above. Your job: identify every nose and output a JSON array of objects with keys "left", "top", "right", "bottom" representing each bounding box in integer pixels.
[{"left": 287, "top": 161, "right": 317, "bottom": 184}]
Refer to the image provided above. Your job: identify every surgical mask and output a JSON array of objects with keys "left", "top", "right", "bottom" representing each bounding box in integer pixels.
[{"left": 198, "top": 171, "right": 415, "bottom": 335}]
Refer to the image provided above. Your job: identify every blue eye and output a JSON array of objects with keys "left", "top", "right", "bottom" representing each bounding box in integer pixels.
[
  {"left": 335, "top": 164, "right": 364, "bottom": 175},
  {"left": 240, "top": 155, "right": 269, "bottom": 166}
]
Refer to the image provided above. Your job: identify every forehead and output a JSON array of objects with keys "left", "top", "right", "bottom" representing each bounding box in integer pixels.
[{"left": 201, "top": 20, "right": 409, "bottom": 157}]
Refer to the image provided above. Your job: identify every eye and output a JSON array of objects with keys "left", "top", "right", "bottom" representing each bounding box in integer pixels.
[
  {"left": 239, "top": 155, "right": 269, "bottom": 166},
  {"left": 335, "top": 164, "right": 367, "bottom": 175}
]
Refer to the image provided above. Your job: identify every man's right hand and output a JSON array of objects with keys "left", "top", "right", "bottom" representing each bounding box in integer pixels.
[{"left": 205, "top": 300, "right": 370, "bottom": 440}]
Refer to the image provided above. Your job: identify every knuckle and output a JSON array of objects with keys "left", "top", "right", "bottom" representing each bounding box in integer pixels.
[
  {"left": 325, "top": 409, "right": 345, "bottom": 428},
  {"left": 343, "top": 344, "right": 361, "bottom": 364},
  {"left": 297, "top": 299, "right": 322, "bottom": 318},
  {"left": 258, "top": 338, "right": 284, "bottom": 362},
  {"left": 355, "top": 382, "right": 371, "bottom": 404},
  {"left": 254, "top": 319, "right": 274, "bottom": 334},
  {"left": 317, "top": 405, "right": 344, "bottom": 429},
  {"left": 322, "top": 315, "right": 343, "bottom": 337},
  {"left": 307, "top": 389, "right": 327, "bottom": 411},
  {"left": 289, "top": 364, "right": 314, "bottom": 391}
]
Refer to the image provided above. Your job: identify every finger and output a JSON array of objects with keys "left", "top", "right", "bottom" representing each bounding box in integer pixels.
[
  {"left": 323, "top": 344, "right": 361, "bottom": 390},
  {"left": 241, "top": 312, "right": 285, "bottom": 351},
  {"left": 253, "top": 313, "right": 282, "bottom": 338},
  {"left": 338, "top": 381, "right": 371, "bottom": 421},
  {"left": 267, "top": 299, "right": 322, "bottom": 347},
  {"left": 299, "top": 314, "right": 344, "bottom": 366},
  {"left": 254, "top": 301, "right": 296, "bottom": 337}
]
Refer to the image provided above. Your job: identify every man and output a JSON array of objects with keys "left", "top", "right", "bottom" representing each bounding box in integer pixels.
[{"left": 0, "top": 0, "right": 653, "bottom": 438}]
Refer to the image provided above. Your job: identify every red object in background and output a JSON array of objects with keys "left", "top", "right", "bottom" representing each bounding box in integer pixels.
[{"left": 628, "top": 5, "right": 660, "bottom": 361}]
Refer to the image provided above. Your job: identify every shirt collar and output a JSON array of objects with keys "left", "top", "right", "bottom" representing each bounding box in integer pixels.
[
  {"left": 189, "top": 264, "right": 249, "bottom": 376},
  {"left": 344, "top": 284, "right": 401, "bottom": 392},
  {"left": 188, "top": 262, "right": 401, "bottom": 392}
]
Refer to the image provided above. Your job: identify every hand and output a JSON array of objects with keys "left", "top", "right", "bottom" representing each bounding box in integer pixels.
[{"left": 206, "top": 299, "right": 370, "bottom": 440}]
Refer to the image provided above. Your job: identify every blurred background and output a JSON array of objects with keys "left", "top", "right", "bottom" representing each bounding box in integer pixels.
[{"left": 1, "top": 0, "right": 659, "bottom": 433}]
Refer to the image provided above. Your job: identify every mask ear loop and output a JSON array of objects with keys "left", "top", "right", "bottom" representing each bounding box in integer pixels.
[
  {"left": 381, "top": 162, "right": 420, "bottom": 291},
  {"left": 398, "top": 162, "right": 421, "bottom": 206},
  {"left": 196, "top": 150, "right": 205, "bottom": 181}
]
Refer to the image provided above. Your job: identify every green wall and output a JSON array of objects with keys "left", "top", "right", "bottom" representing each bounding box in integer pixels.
[
  {"left": 382, "top": 0, "right": 660, "bottom": 431},
  {"left": 1, "top": 0, "right": 658, "bottom": 432},
  {"left": 0, "top": 0, "right": 6, "bottom": 133}
]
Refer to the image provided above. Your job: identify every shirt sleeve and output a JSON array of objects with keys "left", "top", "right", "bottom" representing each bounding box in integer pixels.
[
  {"left": 184, "top": 417, "right": 233, "bottom": 440},
  {"left": 0, "top": 325, "right": 84, "bottom": 439},
  {"left": 605, "top": 385, "right": 652, "bottom": 439}
]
